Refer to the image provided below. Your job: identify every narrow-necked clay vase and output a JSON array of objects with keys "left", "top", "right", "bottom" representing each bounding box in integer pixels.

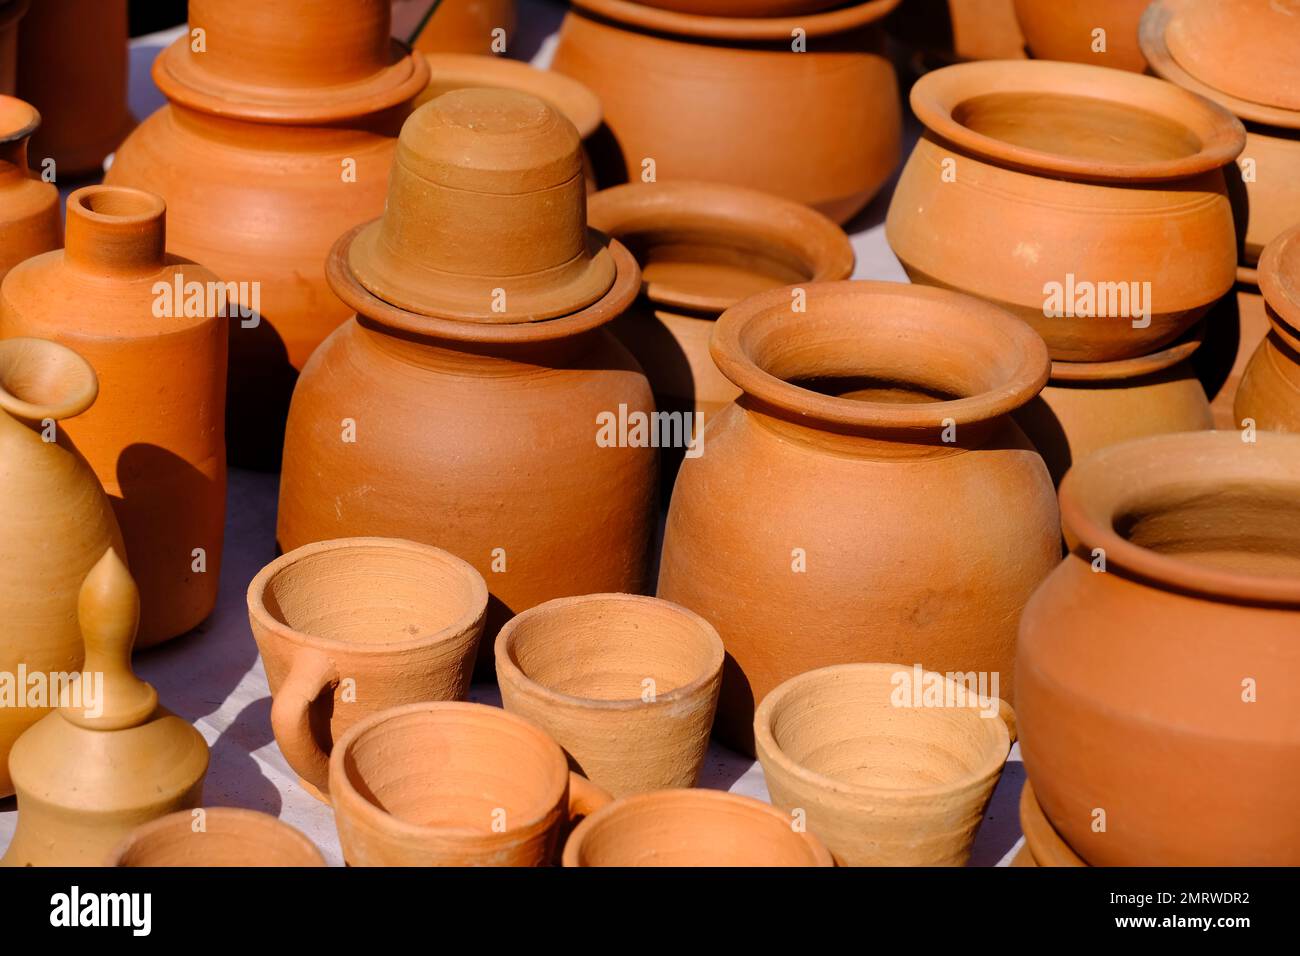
[
  {"left": 1017, "top": 430, "right": 1300, "bottom": 865},
  {"left": 754, "top": 663, "right": 1014, "bottom": 867},
  {"left": 885, "top": 0, "right": 1026, "bottom": 66},
  {"left": 0, "top": 95, "right": 59, "bottom": 283},
  {"left": 1237, "top": 225, "right": 1300, "bottom": 432},
  {"left": 278, "top": 90, "right": 656, "bottom": 660},
  {"left": 0, "top": 1, "right": 26, "bottom": 95},
  {"left": 106, "top": 808, "right": 326, "bottom": 867},
  {"left": 496, "top": 593, "right": 723, "bottom": 797},
  {"left": 0, "top": 338, "right": 123, "bottom": 798},
  {"left": 409, "top": 0, "right": 517, "bottom": 55},
  {"left": 1018, "top": 781, "right": 1086, "bottom": 868},
  {"left": 1, "top": 549, "right": 209, "bottom": 867},
  {"left": 887, "top": 60, "right": 1244, "bottom": 362},
  {"left": 248, "top": 537, "right": 488, "bottom": 801},
  {"left": 329, "top": 701, "right": 612, "bottom": 866},
  {"left": 104, "top": 0, "right": 431, "bottom": 470},
  {"left": 1, "top": 186, "right": 228, "bottom": 647},
  {"left": 657, "top": 281, "right": 1059, "bottom": 754},
  {"left": 551, "top": 0, "right": 903, "bottom": 224},
  {"left": 1013, "top": 0, "right": 1149, "bottom": 72},
  {"left": 562, "top": 789, "right": 834, "bottom": 867}
]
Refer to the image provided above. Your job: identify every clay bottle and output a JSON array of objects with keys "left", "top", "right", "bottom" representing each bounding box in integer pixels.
[{"left": 0, "top": 95, "right": 59, "bottom": 283}]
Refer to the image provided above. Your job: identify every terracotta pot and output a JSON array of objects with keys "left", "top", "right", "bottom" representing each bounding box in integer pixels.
[
  {"left": 551, "top": 0, "right": 903, "bottom": 225},
  {"left": 248, "top": 537, "right": 488, "bottom": 801},
  {"left": 1018, "top": 781, "right": 1086, "bottom": 868},
  {"left": 104, "top": 0, "right": 430, "bottom": 470},
  {"left": 330, "top": 701, "right": 612, "bottom": 866},
  {"left": 886, "top": 0, "right": 1026, "bottom": 65},
  {"left": 1, "top": 186, "right": 227, "bottom": 647},
  {"left": 0, "top": 338, "right": 123, "bottom": 798},
  {"left": 409, "top": 0, "right": 517, "bottom": 55},
  {"left": 638, "top": 0, "right": 845, "bottom": 14},
  {"left": 496, "top": 593, "right": 723, "bottom": 797},
  {"left": 1237, "top": 225, "right": 1300, "bottom": 432},
  {"left": 1017, "top": 430, "right": 1300, "bottom": 865},
  {"left": 0, "top": 95, "right": 57, "bottom": 284},
  {"left": 1013, "top": 0, "right": 1148, "bottom": 72},
  {"left": 562, "top": 788, "right": 834, "bottom": 866},
  {"left": 754, "top": 663, "right": 1014, "bottom": 866},
  {"left": 106, "top": 808, "right": 326, "bottom": 867},
  {"left": 1, "top": 549, "right": 209, "bottom": 866},
  {"left": 277, "top": 90, "right": 657, "bottom": 660},
  {"left": 0, "top": 1, "right": 27, "bottom": 98},
  {"left": 16, "top": 0, "right": 130, "bottom": 178},
  {"left": 657, "top": 281, "right": 1058, "bottom": 754},
  {"left": 1200, "top": 275, "right": 1270, "bottom": 429},
  {"left": 887, "top": 60, "right": 1244, "bottom": 362}
]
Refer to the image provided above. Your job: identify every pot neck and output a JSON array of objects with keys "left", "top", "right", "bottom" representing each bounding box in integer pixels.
[
  {"left": 63, "top": 186, "right": 168, "bottom": 278},
  {"left": 357, "top": 316, "right": 594, "bottom": 373},
  {"left": 0, "top": 137, "right": 28, "bottom": 182}
]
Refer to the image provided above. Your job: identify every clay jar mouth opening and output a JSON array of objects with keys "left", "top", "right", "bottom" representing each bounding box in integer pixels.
[
  {"left": 248, "top": 538, "right": 487, "bottom": 653},
  {"left": 419, "top": 55, "right": 602, "bottom": 140},
  {"left": 1060, "top": 432, "right": 1300, "bottom": 606},
  {"left": 0, "top": 337, "right": 99, "bottom": 422},
  {"left": 0, "top": 95, "right": 39, "bottom": 145},
  {"left": 72, "top": 185, "right": 166, "bottom": 223},
  {"left": 496, "top": 594, "right": 723, "bottom": 709},
  {"left": 108, "top": 809, "right": 325, "bottom": 867}
]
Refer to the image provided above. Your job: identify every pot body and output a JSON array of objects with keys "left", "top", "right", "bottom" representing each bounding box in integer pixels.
[
  {"left": 1236, "top": 124, "right": 1300, "bottom": 268},
  {"left": 1012, "top": 0, "right": 1148, "bottom": 72},
  {"left": 0, "top": 166, "right": 58, "bottom": 284},
  {"left": 412, "top": 0, "right": 517, "bottom": 55},
  {"left": 1236, "top": 332, "right": 1300, "bottom": 432}
]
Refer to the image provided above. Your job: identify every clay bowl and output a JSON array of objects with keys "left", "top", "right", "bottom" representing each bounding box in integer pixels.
[
  {"left": 1013, "top": 0, "right": 1149, "bottom": 73},
  {"left": 1237, "top": 224, "right": 1300, "bottom": 432},
  {"left": 755, "top": 663, "right": 1014, "bottom": 866},
  {"left": 496, "top": 593, "right": 724, "bottom": 797},
  {"left": 1018, "top": 781, "right": 1086, "bottom": 868},
  {"left": 562, "top": 789, "right": 834, "bottom": 867},
  {"left": 106, "top": 808, "right": 326, "bottom": 867},
  {"left": 887, "top": 59, "right": 1244, "bottom": 362}
]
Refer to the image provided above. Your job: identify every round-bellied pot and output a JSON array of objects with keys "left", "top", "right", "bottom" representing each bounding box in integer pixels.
[
  {"left": 496, "top": 593, "right": 723, "bottom": 797},
  {"left": 1236, "top": 225, "right": 1300, "bottom": 432},
  {"left": 410, "top": 0, "right": 517, "bottom": 55},
  {"left": 657, "top": 281, "right": 1058, "bottom": 754},
  {"left": 562, "top": 788, "right": 834, "bottom": 866},
  {"left": 106, "top": 808, "right": 326, "bottom": 867},
  {"left": 551, "top": 0, "right": 903, "bottom": 225},
  {"left": 887, "top": 60, "right": 1244, "bottom": 362},
  {"left": 1017, "top": 430, "right": 1300, "bottom": 866},
  {"left": 0, "top": 95, "right": 58, "bottom": 283},
  {"left": 1018, "top": 781, "right": 1086, "bottom": 868},
  {"left": 1013, "top": 0, "right": 1149, "bottom": 72},
  {"left": 0, "top": 1, "right": 26, "bottom": 95},
  {"left": 755, "top": 663, "right": 1014, "bottom": 866},
  {"left": 886, "top": 0, "right": 1027, "bottom": 65}
]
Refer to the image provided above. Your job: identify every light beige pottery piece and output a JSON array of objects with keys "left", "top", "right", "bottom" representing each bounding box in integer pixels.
[{"left": 106, "top": 808, "right": 326, "bottom": 867}]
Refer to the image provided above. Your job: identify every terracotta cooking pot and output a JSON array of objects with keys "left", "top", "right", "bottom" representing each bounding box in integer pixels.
[
  {"left": 408, "top": 0, "right": 517, "bottom": 55},
  {"left": 106, "top": 808, "right": 326, "bottom": 867},
  {"left": 1017, "top": 781, "right": 1086, "bottom": 868},
  {"left": 1013, "top": 0, "right": 1149, "bottom": 72},
  {"left": 1236, "top": 225, "right": 1300, "bottom": 432},
  {"left": 0, "top": 94, "right": 59, "bottom": 283}
]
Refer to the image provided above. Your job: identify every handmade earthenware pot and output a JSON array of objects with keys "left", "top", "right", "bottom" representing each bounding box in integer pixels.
[
  {"left": 1237, "top": 226, "right": 1300, "bottom": 432},
  {"left": 1, "top": 187, "right": 227, "bottom": 647},
  {"left": 0, "top": 1, "right": 25, "bottom": 96},
  {"left": 1018, "top": 430, "right": 1300, "bottom": 866},
  {"left": 551, "top": 0, "right": 903, "bottom": 225},
  {"left": 0, "top": 95, "right": 58, "bottom": 282},
  {"left": 496, "top": 594, "right": 723, "bottom": 797},
  {"left": 330, "top": 701, "right": 611, "bottom": 866},
  {"left": 1013, "top": 0, "right": 1148, "bottom": 72},
  {"left": 278, "top": 90, "right": 656, "bottom": 657},
  {"left": 106, "top": 808, "right": 326, "bottom": 867},
  {"left": 2, "top": 550, "right": 209, "bottom": 867},
  {"left": 886, "top": 0, "right": 1026, "bottom": 65},
  {"left": 657, "top": 281, "right": 1058, "bottom": 754},
  {"left": 888, "top": 60, "right": 1244, "bottom": 362},
  {"left": 105, "top": 0, "right": 430, "bottom": 469},
  {"left": 562, "top": 788, "right": 834, "bottom": 866},
  {"left": 248, "top": 537, "right": 488, "bottom": 801},
  {"left": 409, "top": 0, "right": 517, "bottom": 55},
  {"left": 755, "top": 663, "right": 1014, "bottom": 866},
  {"left": 1017, "top": 781, "right": 1086, "bottom": 868}
]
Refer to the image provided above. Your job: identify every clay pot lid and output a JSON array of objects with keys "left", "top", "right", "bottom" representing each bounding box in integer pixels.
[
  {"left": 1257, "top": 224, "right": 1300, "bottom": 350},
  {"left": 0, "top": 337, "right": 98, "bottom": 422},
  {"left": 569, "top": 0, "right": 902, "bottom": 41},
  {"left": 588, "top": 180, "right": 855, "bottom": 316},
  {"left": 1049, "top": 323, "right": 1204, "bottom": 382},
  {"left": 1019, "top": 781, "right": 1088, "bottom": 867},
  {"left": 0, "top": 95, "right": 39, "bottom": 146},
  {"left": 911, "top": 60, "right": 1246, "bottom": 183}
]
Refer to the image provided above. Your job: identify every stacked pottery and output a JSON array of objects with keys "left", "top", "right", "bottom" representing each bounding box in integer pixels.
[
  {"left": 550, "top": 0, "right": 903, "bottom": 224},
  {"left": 1236, "top": 226, "right": 1300, "bottom": 431},
  {"left": 105, "top": 0, "right": 431, "bottom": 468},
  {"left": 1013, "top": 0, "right": 1149, "bottom": 72},
  {"left": 107, "top": 809, "right": 326, "bottom": 867},
  {"left": 0, "top": 95, "right": 57, "bottom": 282},
  {"left": 1141, "top": 0, "right": 1300, "bottom": 427},
  {"left": 887, "top": 60, "right": 1243, "bottom": 482},
  {"left": 1, "top": 186, "right": 228, "bottom": 647}
]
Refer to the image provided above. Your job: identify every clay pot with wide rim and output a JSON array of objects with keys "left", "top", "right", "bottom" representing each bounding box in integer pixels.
[
  {"left": 495, "top": 593, "right": 724, "bottom": 797},
  {"left": 0, "top": 95, "right": 59, "bottom": 283},
  {"left": 248, "top": 537, "right": 488, "bottom": 802},
  {"left": 330, "top": 701, "right": 612, "bottom": 866},
  {"left": 0, "top": 1, "right": 26, "bottom": 96},
  {"left": 1017, "top": 781, "right": 1086, "bottom": 867},
  {"left": 106, "top": 808, "right": 326, "bottom": 867},
  {"left": 409, "top": 0, "right": 517, "bottom": 55},
  {"left": 1013, "top": 0, "right": 1149, "bottom": 73},
  {"left": 104, "top": 0, "right": 431, "bottom": 470},
  {"left": 1, "top": 186, "right": 228, "bottom": 647},
  {"left": 1017, "top": 430, "right": 1300, "bottom": 866},
  {"left": 551, "top": 0, "right": 903, "bottom": 225},
  {"left": 657, "top": 281, "right": 1059, "bottom": 754},
  {"left": 1236, "top": 225, "right": 1300, "bottom": 432},
  {"left": 886, "top": 0, "right": 1026, "bottom": 66},
  {"left": 887, "top": 60, "right": 1244, "bottom": 362},
  {"left": 0, "top": 338, "right": 123, "bottom": 798}
]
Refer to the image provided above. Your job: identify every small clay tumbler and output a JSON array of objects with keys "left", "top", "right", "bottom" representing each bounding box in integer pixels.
[{"left": 106, "top": 808, "right": 325, "bottom": 867}]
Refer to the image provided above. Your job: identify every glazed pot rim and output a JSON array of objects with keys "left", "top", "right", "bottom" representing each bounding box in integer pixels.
[
  {"left": 910, "top": 59, "right": 1246, "bottom": 182},
  {"left": 1048, "top": 323, "right": 1203, "bottom": 382},
  {"left": 1257, "top": 224, "right": 1300, "bottom": 341},
  {"left": 246, "top": 537, "right": 488, "bottom": 655},
  {"left": 494, "top": 593, "right": 725, "bottom": 713},
  {"left": 587, "top": 180, "right": 856, "bottom": 315},
  {"left": 104, "top": 808, "right": 327, "bottom": 867},
  {"left": 0, "top": 337, "right": 99, "bottom": 422},
  {"left": 568, "top": 0, "right": 901, "bottom": 41},
  {"left": 754, "top": 663, "right": 1012, "bottom": 803},
  {"left": 421, "top": 54, "right": 603, "bottom": 139},
  {"left": 1018, "top": 781, "right": 1088, "bottom": 867},
  {"left": 1059, "top": 431, "right": 1300, "bottom": 606},
  {"left": 0, "top": 95, "right": 39, "bottom": 146}
]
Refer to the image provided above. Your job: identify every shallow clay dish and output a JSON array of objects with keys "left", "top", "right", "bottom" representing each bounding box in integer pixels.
[{"left": 106, "top": 808, "right": 326, "bottom": 867}]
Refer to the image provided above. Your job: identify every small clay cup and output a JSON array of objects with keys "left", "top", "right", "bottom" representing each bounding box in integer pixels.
[
  {"left": 755, "top": 663, "right": 1014, "bottom": 866},
  {"left": 330, "top": 702, "right": 612, "bottom": 866},
  {"left": 496, "top": 593, "right": 724, "bottom": 797},
  {"left": 106, "top": 808, "right": 326, "bottom": 867},
  {"left": 562, "top": 789, "right": 834, "bottom": 867},
  {"left": 248, "top": 537, "right": 488, "bottom": 801}
]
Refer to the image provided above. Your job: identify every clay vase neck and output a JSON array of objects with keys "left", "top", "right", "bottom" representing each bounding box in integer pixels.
[
  {"left": 62, "top": 186, "right": 167, "bottom": 279},
  {"left": 0, "top": 96, "right": 37, "bottom": 184}
]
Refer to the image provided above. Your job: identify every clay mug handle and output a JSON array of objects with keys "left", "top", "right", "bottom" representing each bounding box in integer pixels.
[
  {"left": 566, "top": 773, "right": 612, "bottom": 826},
  {"left": 269, "top": 648, "right": 339, "bottom": 796}
]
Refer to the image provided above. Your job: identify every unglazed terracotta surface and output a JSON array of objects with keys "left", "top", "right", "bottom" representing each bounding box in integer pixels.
[
  {"left": 0, "top": 95, "right": 58, "bottom": 284},
  {"left": 410, "top": 0, "right": 517, "bottom": 55},
  {"left": 1201, "top": 279, "right": 1271, "bottom": 429},
  {"left": 1237, "top": 226, "right": 1300, "bottom": 432},
  {"left": 1018, "top": 780, "right": 1086, "bottom": 867},
  {"left": 106, "top": 807, "right": 326, "bottom": 867},
  {"left": 1013, "top": 0, "right": 1149, "bottom": 72}
]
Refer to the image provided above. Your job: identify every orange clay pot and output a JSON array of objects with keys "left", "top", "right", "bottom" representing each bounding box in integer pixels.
[
  {"left": 409, "top": 0, "right": 517, "bottom": 55},
  {"left": 887, "top": 60, "right": 1244, "bottom": 362},
  {"left": 1, "top": 187, "right": 227, "bottom": 647},
  {"left": 657, "top": 281, "right": 1058, "bottom": 754},
  {"left": 0, "top": 95, "right": 58, "bottom": 283},
  {"left": 1236, "top": 226, "right": 1300, "bottom": 432},
  {"left": 551, "top": 0, "right": 903, "bottom": 225},
  {"left": 886, "top": 0, "right": 1026, "bottom": 64},
  {"left": 1200, "top": 276, "right": 1270, "bottom": 429},
  {"left": 1018, "top": 781, "right": 1086, "bottom": 867},
  {"left": 0, "top": 338, "right": 123, "bottom": 798},
  {"left": 106, "top": 808, "right": 326, "bottom": 867},
  {"left": 1013, "top": 0, "right": 1149, "bottom": 72},
  {"left": 105, "top": 0, "right": 430, "bottom": 470},
  {"left": 0, "top": 1, "right": 26, "bottom": 96},
  {"left": 1017, "top": 430, "right": 1300, "bottom": 866}
]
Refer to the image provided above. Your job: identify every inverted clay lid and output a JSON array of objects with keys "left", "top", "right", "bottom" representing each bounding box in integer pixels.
[{"left": 1164, "top": 0, "right": 1300, "bottom": 114}]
